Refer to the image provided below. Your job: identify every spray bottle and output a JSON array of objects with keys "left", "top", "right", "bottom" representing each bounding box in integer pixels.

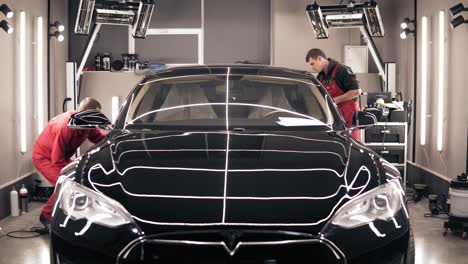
[
  {"left": 10, "top": 187, "right": 19, "bottom": 216},
  {"left": 19, "top": 184, "right": 28, "bottom": 214}
]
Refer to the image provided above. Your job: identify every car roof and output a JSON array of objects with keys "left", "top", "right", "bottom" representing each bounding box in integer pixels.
[{"left": 141, "top": 64, "right": 320, "bottom": 84}]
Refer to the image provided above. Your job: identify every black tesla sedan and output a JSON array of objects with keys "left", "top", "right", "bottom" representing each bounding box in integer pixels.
[{"left": 50, "top": 65, "right": 413, "bottom": 264}]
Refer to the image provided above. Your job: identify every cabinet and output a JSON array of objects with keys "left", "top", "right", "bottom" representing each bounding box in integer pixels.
[{"left": 362, "top": 122, "right": 407, "bottom": 186}]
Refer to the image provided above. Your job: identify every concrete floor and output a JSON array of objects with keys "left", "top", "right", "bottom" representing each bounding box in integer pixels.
[{"left": 1, "top": 200, "right": 468, "bottom": 264}]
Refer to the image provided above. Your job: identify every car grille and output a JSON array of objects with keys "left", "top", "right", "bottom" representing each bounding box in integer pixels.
[{"left": 117, "top": 230, "right": 346, "bottom": 264}]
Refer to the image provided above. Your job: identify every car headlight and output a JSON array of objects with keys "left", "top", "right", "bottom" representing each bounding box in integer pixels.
[
  {"left": 58, "top": 180, "right": 134, "bottom": 228},
  {"left": 330, "top": 180, "right": 405, "bottom": 229}
]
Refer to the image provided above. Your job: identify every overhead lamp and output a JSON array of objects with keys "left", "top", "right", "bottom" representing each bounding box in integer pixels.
[
  {"left": 306, "top": 3, "right": 329, "bottom": 39},
  {"left": 0, "top": 3, "right": 13, "bottom": 18},
  {"left": 75, "top": 0, "right": 96, "bottom": 34},
  {"left": 450, "top": 3, "right": 467, "bottom": 16},
  {"left": 0, "top": 19, "right": 12, "bottom": 34},
  {"left": 132, "top": 0, "right": 155, "bottom": 38},
  {"left": 95, "top": 8, "right": 135, "bottom": 25},
  {"left": 50, "top": 31, "right": 64, "bottom": 42},
  {"left": 363, "top": 0, "right": 385, "bottom": 37},
  {"left": 401, "top": 17, "right": 415, "bottom": 29},
  {"left": 50, "top": 20, "right": 64, "bottom": 32},
  {"left": 400, "top": 28, "right": 415, "bottom": 39},
  {"left": 450, "top": 15, "right": 467, "bottom": 28}
]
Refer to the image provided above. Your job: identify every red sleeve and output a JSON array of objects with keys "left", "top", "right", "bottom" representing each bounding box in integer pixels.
[
  {"left": 88, "top": 129, "right": 107, "bottom": 144},
  {"left": 50, "top": 125, "right": 71, "bottom": 170}
]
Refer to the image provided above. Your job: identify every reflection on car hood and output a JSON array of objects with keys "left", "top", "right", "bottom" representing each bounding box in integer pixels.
[{"left": 82, "top": 130, "right": 379, "bottom": 234}]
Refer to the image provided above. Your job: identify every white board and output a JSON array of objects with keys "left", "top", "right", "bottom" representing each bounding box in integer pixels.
[{"left": 344, "top": 45, "right": 368, "bottom": 73}]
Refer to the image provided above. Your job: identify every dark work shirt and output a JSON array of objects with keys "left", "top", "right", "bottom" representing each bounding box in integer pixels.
[{"left": 317, "top": 59, "right": 360, "bottom": 94}]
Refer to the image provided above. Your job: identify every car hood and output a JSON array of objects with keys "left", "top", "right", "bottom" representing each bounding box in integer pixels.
[{"left": 82, "top": 130, "right": 379, "bottom": 235}]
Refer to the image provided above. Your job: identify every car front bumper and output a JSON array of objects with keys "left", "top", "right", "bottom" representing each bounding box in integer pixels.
[{"left": 50, "top": 210, "right": 410, "bottom": 264}]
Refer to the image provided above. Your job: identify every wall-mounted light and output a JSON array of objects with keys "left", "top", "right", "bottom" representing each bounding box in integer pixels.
[
  {"left": 50, "top": 31, "right": 64, "bottom": 42},
  {"left": 19, "top": 11, "right": 26, "bottom": 153},
  {"left": 111, "top": 96, "right": 119, "bottom": 124},
  {"left": 400, "top": 28, "right": 415, "bottom": 39},
  {"left": 0, "top": 3, "right": 13, "bottom": 34},
  {"left": 50, "top": 20, "right": 64, "bottom": 32},
  {"left": 451, "top": 15, "right": 467, "bottom": 28},
  {"left": 49, "top": 20, "right": 65, "bottom": 42},
  {"left": 37, "top": 17, "right": 44, "bottom": 134},
  {"left": 401, "top": 17, "right": 415, "bottom": 29},
  {"left": 0, "top": 3, "right": 12, "bottom": 18},
  {"left": 400, "top": 17, "right": 416, "bottom": 39},
  {"left": 420, "top": 16, "right": 428, "bottom": 146},
  {"left": 0, "top": 19, "right": 12, "bottom": 34},
  {"left": 450, "top": 3, "right": 467, "bottom": 16},
  {"left": 449, "top": 3, "right": 468, "bottom": 29},
  {"left": 437, "top": 10, "right": 445, "bottom": 152}
]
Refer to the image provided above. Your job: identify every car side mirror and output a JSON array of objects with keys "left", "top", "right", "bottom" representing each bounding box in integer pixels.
[
  {"left": 68, "top": 109, "right": 111, "bottom": 130},
  {"left": 352, "top": 111, "right": 377, "bottom": 129}
]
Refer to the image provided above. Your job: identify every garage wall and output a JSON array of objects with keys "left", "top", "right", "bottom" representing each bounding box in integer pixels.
[
  {"left": 0, "top": 0, "right": 68, "bottom": 188},
  {"left": 271, "top": 0, "right": 467, "bottom": 179},
  {"left": 411, "top": 0, "right": 468, "bottom": 179},
  {"left": 204, "top": 0, "right": 271, "bottom": 64},
  {"left": 271, "top": 0, "right": 400, "bottom": 92},
  {"left": 68, "top": 0, "right": 271, "bottom": 67},
  {"left": 68, "top": 0, "right": 272, "bottom": 131}
]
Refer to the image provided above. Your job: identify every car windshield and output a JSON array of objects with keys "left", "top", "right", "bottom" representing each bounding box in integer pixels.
[{"left": 124, "top": 74, "right": 333, "bottom": 130}]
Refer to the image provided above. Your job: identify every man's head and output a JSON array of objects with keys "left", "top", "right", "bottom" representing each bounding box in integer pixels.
[
  {"left": 79, "top": 97, "right": 102, "bottom": 112},
  {"left": 305, "top": 48, "right": 329, "bottom": 73}
]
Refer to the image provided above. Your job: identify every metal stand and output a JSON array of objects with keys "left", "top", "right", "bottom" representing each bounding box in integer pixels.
[
  {"left": 65, "top": 23, "right": 103, "bottom": 112},
  {"left": 76, "top": 23, "right": 102, "bottom": 83},
  {"left": 444, "top": 215, "right": 468, "bottom": 240}
]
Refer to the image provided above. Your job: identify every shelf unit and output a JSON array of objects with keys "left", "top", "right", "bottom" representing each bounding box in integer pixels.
[{"left": 362, "top": 122, "right": 408, "bottom": 187}]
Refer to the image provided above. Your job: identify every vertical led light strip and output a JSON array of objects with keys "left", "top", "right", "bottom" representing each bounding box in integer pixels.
[
  {"left": 37, "top": 16, "right": 44, "bottom": 134},
  {"left": 111, "top": 96, "right": 119, "bottom": 123},
  {"left": 19, "top": 11, "right": 27, "bottom": 153},
  {"left": 420, "top": 16, "right": 428, "bottom": 146},
  {"left": 437, "top": 10, "right": 445, "bottom": 152}
]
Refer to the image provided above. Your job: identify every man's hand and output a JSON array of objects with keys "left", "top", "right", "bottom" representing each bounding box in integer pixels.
[{"left": 334, "top": 89, "right": 362, "bottom": 104}]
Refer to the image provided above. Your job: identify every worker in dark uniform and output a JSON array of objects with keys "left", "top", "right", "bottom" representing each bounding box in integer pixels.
[
  {"left": 33, "top": 97, "right": 107, "bottom": 226},
  {"left": 305, "top": 48, "right": 362, "bottom": 140}
]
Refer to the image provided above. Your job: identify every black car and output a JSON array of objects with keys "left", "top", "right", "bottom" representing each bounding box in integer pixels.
[{"left": 50, "top": 65, "right": 413, "bottom": 264}]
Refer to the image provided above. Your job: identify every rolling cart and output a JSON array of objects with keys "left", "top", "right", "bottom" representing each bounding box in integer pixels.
[{"left": 443, "top": 174, "right": 468, "bottom": 239}]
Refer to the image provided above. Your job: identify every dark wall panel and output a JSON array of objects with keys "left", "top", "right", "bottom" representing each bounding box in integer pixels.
[
  {"left": 135, "top": 35, "right": 199, "bottom": 64},
  {"left": 204, "top": 0, "right": 271, "bottom": 64},
  {"left": 69, "top": 0, "right": 271, "bottom": 66},
  {"left": 150, "top": 0, "right": 202, "bottom": 28}
]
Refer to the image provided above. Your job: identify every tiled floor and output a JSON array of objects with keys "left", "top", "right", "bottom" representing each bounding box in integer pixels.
[{"left": 1, "top": 200, "right": 468, "bottom": 264}]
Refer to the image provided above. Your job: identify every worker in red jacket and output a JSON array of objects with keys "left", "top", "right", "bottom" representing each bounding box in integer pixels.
[
  {"left": 33, "top": 97, "right": 107, "bottom": 225},
  {"left": 305, "top": 48, "right": 362, "bottom": 140}
]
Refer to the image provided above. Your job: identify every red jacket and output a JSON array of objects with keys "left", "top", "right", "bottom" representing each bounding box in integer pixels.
[{"left": 32, "top": 111, "right": 106, "bottom": 181}]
